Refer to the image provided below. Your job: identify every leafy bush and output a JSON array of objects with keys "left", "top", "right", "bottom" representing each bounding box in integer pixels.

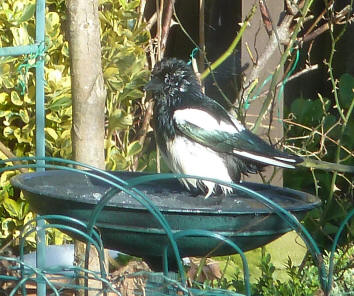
[
  {"left": 193, "top": 246, "right": 353, "bottom": 295},
  {"left": 284, "top": 73, "right": 354, "bottom": 249},
  {"left": 0, "top": 0, "right": 73, "bottom": 248},
  {"left": 0, "top": 0, "right": 150, "bottom": 248},
  {"left": 99, "top": 0, "right": 150, "bottom": 171}
]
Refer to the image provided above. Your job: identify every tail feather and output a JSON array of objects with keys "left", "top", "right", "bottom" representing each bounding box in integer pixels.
[{"left": 233, "top": 150, "right": 302, "bottom": 169}]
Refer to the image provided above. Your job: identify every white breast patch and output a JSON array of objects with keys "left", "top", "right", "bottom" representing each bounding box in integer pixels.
[{"left": 164, "top": 135, "right": 233, "bottom": 198}]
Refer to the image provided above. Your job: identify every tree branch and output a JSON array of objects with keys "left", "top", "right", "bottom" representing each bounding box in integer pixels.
[
  {"left": 160, "top": 0, "right": 175, "bottom": 56},
  {"left": 0, "top": 141, "right": 28, "bottom": 173},
  {"left": 250, "top": 0, "right": 315, "bottom": 132},
  {"left": 201, "top": 4, "right": 257, "bottom": 80}
]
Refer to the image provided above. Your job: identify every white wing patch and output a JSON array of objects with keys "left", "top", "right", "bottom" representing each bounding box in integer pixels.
[
  {"left": 274, "top": 156, "right": 297, "bottom": 163},
  {"left": 174, "top": 108, "right": 244, "bottom": 134},
  {"left": 233, "top": 150, "right": 295, "bottom": 169},
  {"left": 164, "top": 135, "right": 233, "bottom": 198}
]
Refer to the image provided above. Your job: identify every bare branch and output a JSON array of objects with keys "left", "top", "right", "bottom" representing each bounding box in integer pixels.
[
  {"left": 198, "top": 0, "right": 205, "bottom": 73},
  {"left": 160, "top": 0, "right": 176, "bottom": 56},
  {"left": 241, "top": 14, "right": 293, "bottom": 102},
  {"left": 0, "top": 141, "right": 28, "bottom": 173},
  {"left": 132, "top": 101, "right": 154, "bottom": 170}
]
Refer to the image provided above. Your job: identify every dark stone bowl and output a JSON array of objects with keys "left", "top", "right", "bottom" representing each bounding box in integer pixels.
[{"left": 11, "top": 170, "right": 320, "bottom": 270}]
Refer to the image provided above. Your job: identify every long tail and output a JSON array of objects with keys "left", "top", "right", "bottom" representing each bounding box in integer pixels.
[{"left": 297, "top": 158, "right": 354, "bottom": 174}]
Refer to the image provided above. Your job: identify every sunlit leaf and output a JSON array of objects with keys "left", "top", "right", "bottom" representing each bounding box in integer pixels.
[
  {"left": 3, "top": 126, "right": 14, "bottom": 137},
  {"left": 10, "top": 91, "right": 22, "bottom": 106},
  {"left": 108, "top": 109, "right": 133, "bottom": 131},
  {"left": 48, "top": 96, "right": 72, "bottom": 111},
  {"left": 45, "top": 127, "right": 58, "bottom": 140},
  {"left": 126, "top": 140, "right": 142, "bottom": 157},
  {"left": 10, "top": 26, "right": 30, "bottom": 46},
  {"left": 19, "top": 109, "right": 29, "bottom": 123},
  {"left": 0, "top": 93, "right": 9, "bottom": 104},
  {"left": 46, "top": 12, "right": 60, "bottom": 37},
  {"left": 104, "top": 67, "right": 119, "bottom": 79},
  {"left": 3, "top": 195, "right": 21, "bottom": 218},
  {"left": 0, "top": 63, "right": 11, "bottom": 75},
  {"left": 17, "top": 3, "right": 36, "bottom": 23}
]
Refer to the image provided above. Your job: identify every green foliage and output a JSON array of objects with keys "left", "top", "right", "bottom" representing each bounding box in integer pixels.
[
  {"left": 195, "top": 246, "right": 353, "bottom": 295},
  {"left": 0, "top": 0, "right": 72, "bottom": 248},
  {"left": 0, "top": 179, "right": 34, "bottom": 244},
  {"left": 0, "top": 0, "right": 72, "bottom": 159},
  {"left": 100, "top": 0, "right": 150, "bottom": 171},
  {"left": 0, "top": 0, "right": 151, "bottom": 248},
  {"left": 284, "top": 73, "right": 354, "bottom": 249}
]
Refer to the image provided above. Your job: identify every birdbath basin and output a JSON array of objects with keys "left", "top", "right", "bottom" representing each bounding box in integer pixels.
[{"left": 11, "top": 170, "right": 320, "bottom": 270}]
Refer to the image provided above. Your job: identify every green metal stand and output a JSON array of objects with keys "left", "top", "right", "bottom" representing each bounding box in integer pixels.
[{"left": 0, "top": 1, "right": 46, "bottom": 295}]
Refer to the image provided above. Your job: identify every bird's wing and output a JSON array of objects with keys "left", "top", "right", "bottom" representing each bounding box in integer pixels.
[{"left": 173, "top": 108, "right": 301, "bottom": 168}]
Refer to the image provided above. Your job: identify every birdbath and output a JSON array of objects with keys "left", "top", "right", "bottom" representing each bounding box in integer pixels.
[{"left": 11, "top": 170, "right": 320, "bottom": 271}]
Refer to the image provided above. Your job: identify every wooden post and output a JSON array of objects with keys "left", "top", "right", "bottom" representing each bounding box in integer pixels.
[
  {"left": 67, "top": 0, "right": 106, "bottom": 295},
  {"left": 67, "top": 0, "right": 106, "bottom": 167}
]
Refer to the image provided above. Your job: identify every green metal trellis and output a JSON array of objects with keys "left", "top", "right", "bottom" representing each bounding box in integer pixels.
[{"left": 0, "top": 1, "right": 46, "bottom": 295}]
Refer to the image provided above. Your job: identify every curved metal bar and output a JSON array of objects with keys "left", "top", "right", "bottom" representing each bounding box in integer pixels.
[
  {"left": 20, "top": 214, "right": 104, "bottom": 252},
  {"left": 326, "top": 208, "right": 354, "bottom": 294},
  {"left": 19, "top": 214, "right": 105, "bottom": 292},
  {"left": 162, "top": 229, "right": 251, "bottom": 296},
  {"left": 0, "top": 255, "right": 123, "bottom": 296},
  {"left": 128, "top": 173, "right": 328, "bottom": 290},
  {"left": 84, "top": 181, "right": 186, "bottom": 281},
  {"left": 3, "top": 160, "right": 186, "bottom": 283},
  {"left": 19, "top": 222, "right": 105, "bottom": 263},
  {"left": 0, "top": 156, "right": 129, "bottom": 186},
  {"left": 20, "top": 214, "right": 103, "bottom": 246},
  {"left": 0, "top": 257, "right": 60, "bottom": 296}
]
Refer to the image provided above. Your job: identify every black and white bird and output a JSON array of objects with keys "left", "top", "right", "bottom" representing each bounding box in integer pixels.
[{"left": 145, "top": 58, "right": 303, "bottom": 198}]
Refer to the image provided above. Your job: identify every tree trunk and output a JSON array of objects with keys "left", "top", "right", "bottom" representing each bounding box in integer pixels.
[
  {"left": 68, "top": 0, "right": 106, "bottom": 168},
  {"left": 67, "top": 0, "right": 106, "bottom": 295}
]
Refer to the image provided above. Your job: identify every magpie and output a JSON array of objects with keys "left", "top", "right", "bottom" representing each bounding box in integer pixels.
[{"left": 145, "top": 58, "right": 303, "bottom": 198}]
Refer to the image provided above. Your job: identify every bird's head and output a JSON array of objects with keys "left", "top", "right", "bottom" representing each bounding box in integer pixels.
[{"left": 144, "top": 58, "right": 200, "bottom": 99}]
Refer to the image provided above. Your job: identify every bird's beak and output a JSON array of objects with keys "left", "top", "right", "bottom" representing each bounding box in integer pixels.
[{"left": 144, "top": 77, "right": 162, "bottom": 92}]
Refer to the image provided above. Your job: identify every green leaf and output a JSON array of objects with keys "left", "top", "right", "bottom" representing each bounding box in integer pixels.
[
  {"left": 10, "top": 26, "right": 30, "bottom": 46},
  {"left": 48, "top": 96, "right": 72, "bottom": 111},
  {"left": 104, "top": 67, "right": 119, "bottom": 79},
  {"left": 3, "top": 195, "right": 21, "bottom": 218},
  {"left": 119, "top": 88, "right": 143, "bottom": 101},
  {"left": 0, "top": 63, "right": 11, "bottom": 75},
  {"left": 46, "top": 112, "right": 62, "bottom": 123},
  {"left": 126, "top": 140, "right": 142, "bottom": 157},
  {"left": 108, "top": 109, "right": 133, "bottom": 131},
  {"left": 0, "top": 218, "right": 16, "bottom": 238},
  {"left": 46, "top": 12, "right": 60, "bottom": 37},
  {"left": 3, "top": 126, "right": 14, "bottom": 137},
  {"left": 0, "top": 93, "right": 9, "bottom": 105},
  {"left": 290, "top": 97, "right": 324, "bottom": 125},
  {"left": 323, "top": 223, "right": 339, "bottom": 235},
  {"left": 10, "top": 91, "right": 22, "bottom": 106},
  {"left": 45, "top": 127, "right": 58, "bottom": 140},
  {"left": 0, "top": 110, "right": 11, "bottom": 118},
  {"left": 19, "top": 109, "right": 29, "bottom": 123},
  {"left": 17, "top": 3, "right": 36, "bottom": 23},
  {"left": 339, "top": 73, "right": 354, "bottom": 109}
]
